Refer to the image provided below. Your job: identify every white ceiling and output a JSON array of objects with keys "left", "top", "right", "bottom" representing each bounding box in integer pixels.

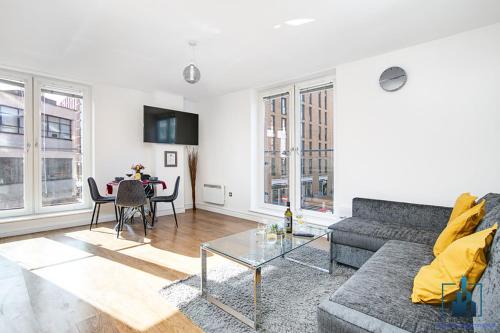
[{"left": 1, "top": 0, "right": 500, "bottom": 100}]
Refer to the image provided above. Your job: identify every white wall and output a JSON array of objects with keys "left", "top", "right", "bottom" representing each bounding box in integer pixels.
[
  {"left": 334, "top": 23, "right": 500, "bottom": 216},
  {"left": 195, "top": 89, "right": 260, "bottom": 220},
  {"left": 194, "top": 23, "right": 500, "bottom": 223},
  {"left": 93, "top": 85, "right": 188, "bottom": 216}
]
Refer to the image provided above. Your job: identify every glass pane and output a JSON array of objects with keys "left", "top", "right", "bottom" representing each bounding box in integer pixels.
[
  {"left": 264, "top": 92, "right": 289, "bottom": 207},
  {"left": 202, "top": 224, "right": 329, "bottom": 267},
  {"left": 40, "top": 89, "right": 83, "bottom": 206},
  {"left": 299, "top": 84, "right": 334, "bottom": 213},
  {"left": 0, "top": 78, "right": 25, "bottom": 210}
]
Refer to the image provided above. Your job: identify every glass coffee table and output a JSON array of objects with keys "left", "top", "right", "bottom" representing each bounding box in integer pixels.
[{"left": 200, "top": 224, "right": 333, "bottom": 329}]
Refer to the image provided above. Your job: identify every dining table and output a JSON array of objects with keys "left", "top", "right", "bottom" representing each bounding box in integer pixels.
[{"left": 106, "top": 178, "right": 167, "bottom": 229}]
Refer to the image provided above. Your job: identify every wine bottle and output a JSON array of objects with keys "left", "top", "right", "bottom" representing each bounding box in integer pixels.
[{"left": 284, "top": 202, "right": 293, "bottom": 233}]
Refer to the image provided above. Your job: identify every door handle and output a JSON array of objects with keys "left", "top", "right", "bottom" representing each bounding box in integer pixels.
[{"left": 26, "top": 142, "right": 31, "bottom": 153}]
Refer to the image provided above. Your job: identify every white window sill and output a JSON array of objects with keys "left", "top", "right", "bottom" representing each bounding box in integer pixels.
[
  {"left": 0, "top": 208, "right": 94, "bottom": 224},
  {"left": 249, "top": 207, "right": 343, "bottom": 227}
]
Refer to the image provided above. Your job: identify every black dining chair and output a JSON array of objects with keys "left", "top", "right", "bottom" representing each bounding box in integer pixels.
[
  {"left": 151, "top": 176, "right": 180, "bottom": 228},
  {"left": 88, "top": 177, "right": 118, "bottom": 230},
  {"left": 115, "top": 180, "right": 148, "bottom": 238}
]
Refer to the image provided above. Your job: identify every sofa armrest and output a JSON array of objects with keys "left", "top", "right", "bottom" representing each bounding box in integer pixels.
[{"left": 352, "top": 198, "right": 452, "bottom": 231}]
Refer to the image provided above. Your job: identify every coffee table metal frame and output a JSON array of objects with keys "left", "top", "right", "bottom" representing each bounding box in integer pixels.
[{"left": 200, "top": 230, "right": 334, "bottom": 330}]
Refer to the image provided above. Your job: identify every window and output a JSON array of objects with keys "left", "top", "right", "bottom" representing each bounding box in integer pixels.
[
  {"left": 259, "top": 80, "right": 334, "bottom": 215},
  {"left": 281, "top": 97, "right": 287, "bottom": 114},
  {"left": 325, "top": 91, "right": 328, "bottom": 110},
  {"left": 271, "top": 99, "right": 275, "bottom": 113},
  {"left": 0, "top": 105, "right": 23, "bottom": 134},
  {"left": 281, "top": 158, "right": 287, "bottom": 176},
  {"left": 0, "top": 69, "right": 91, "bottom": 217},
  {"left": 43, "top": 115, "right": 72, "bottom": 140}
]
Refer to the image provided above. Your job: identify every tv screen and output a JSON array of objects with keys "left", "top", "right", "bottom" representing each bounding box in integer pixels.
[{"left": 143, "top": 105, "right": 198, "bottom": 145}]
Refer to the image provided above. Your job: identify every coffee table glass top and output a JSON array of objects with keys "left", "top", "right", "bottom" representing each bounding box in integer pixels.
[{"left": 201, "top": 223, "right": 330, "bottom": 268}]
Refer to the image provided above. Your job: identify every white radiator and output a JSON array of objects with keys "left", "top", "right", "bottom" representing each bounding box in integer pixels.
[{"left": 203, "top": 184, "right": 225, "bottom": 205}]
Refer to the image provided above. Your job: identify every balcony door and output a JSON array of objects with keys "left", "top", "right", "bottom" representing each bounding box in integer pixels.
[
  {"left": 0, "top": 69, "right": 91, "bottom": 218},
  {"left": 258, "top": 78, "right": 334, "bottom": 222}
]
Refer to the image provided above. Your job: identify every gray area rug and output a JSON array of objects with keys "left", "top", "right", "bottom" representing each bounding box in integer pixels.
[{"left": 160, "top": 246, "right": 355, "bottom": 332}]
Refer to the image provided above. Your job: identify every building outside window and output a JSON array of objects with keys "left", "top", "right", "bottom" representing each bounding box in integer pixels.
[
  {"left": 318, "top": 109, "right": 321, "bottom": 124},
  {"left": 318, "top": 91, "right": 322, "bottom": 108}
]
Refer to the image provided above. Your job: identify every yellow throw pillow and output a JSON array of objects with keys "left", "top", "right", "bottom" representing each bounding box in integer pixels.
[
  {"left": 411, "top": 223, "right": 497, "bottom": 304},
  {"left": 449, "top": 193, "right": 477, "bottom": 223},
  {"left": 433, "top": 200, "right": 485, "bottom": 256}
]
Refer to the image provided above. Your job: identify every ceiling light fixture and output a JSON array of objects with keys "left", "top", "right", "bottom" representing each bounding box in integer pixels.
[
  {"left": 284, "top": 18, "right": 315, "bottom": 26},
  {"left": 183, "top": 41, "right": 201, "bottom": 84}
]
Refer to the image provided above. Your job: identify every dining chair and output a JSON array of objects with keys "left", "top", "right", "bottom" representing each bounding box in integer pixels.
[
  {"left": 151, "top": 176, "right": 180, "bottom": 228},
  {"left": 115, "top": 180, "right": 148, "bottom": 238},
  {"left": 88, "top": 177, "right": 118, "bottom": 230}
]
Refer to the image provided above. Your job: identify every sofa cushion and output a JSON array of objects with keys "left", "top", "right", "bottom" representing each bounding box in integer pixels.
[
  {"left": 478, "top": 193, "right": 500, "bottom": 215},
  {"left": 351, "top": 198, "right": 452, "bottom": 231},
  {"left": 319, "top": 240, "right": 473, "bottom": 333},
  {"left": 329, "top": 217, "right": 440, "bottom": 252}
]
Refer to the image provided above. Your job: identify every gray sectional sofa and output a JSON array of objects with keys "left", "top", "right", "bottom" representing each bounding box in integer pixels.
[{"left": 318, "top": 193, "right": 500, "bottom": 333}]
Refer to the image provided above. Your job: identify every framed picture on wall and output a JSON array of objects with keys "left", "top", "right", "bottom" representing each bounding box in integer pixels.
[{"left": 164, "top": 151, "right": 177, "bottom": 167}]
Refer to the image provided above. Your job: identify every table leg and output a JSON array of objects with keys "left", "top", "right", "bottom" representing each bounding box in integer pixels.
[
  {"left": 201, "top": 247, "right": 207, "bottom": 298},
  {"left": 253, "top": 267, "right": 262, "bottom": 329}
]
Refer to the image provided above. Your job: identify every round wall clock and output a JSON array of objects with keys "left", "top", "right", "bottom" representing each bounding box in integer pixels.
[{"left": 379, "top": 67, "right": 407, "bottom": 92}]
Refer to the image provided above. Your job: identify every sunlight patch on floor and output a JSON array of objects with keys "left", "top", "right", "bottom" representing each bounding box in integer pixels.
[
  {"left": 0, "top": 237, "right": 92, "bottom": 270},
  {"left": 64, "top": 226, "right": 151, "bottom": 251},
  {"left": 31, "top": 254, "right": 181, "bottom": 331}
]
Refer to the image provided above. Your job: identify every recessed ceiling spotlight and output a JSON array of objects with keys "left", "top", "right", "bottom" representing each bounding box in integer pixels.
[
  {"left": 284, "top": 18, "right": 315, "bottom": 26},
  {"left": 273, "top": 24, "right": 281, "bottom": 29}
]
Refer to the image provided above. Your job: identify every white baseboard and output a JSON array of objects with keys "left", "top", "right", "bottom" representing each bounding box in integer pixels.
[
  {"left": 194, "top": 202, "right": 266, "bottom": 223},
  {"left": 0, "top": 205, "right": 185, "bottom": 238}
]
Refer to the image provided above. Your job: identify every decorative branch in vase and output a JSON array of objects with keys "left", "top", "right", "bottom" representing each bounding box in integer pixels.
[{"left": 187, "top": 146, "right": 198, "bottom": 210}]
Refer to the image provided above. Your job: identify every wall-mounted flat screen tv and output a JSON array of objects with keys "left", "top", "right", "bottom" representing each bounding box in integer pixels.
[{"left": 143, "top": 105, "right": 198, "bottom": 145}]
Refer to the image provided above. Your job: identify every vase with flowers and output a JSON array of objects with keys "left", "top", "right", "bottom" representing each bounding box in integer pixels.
[{"left": 131, "top": 163, "right": 145, "bottom": 180}]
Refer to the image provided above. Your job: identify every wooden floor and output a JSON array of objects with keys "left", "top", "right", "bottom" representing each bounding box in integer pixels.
[{"left": 0, "top": 209, "right": 260, "bottom": 333}]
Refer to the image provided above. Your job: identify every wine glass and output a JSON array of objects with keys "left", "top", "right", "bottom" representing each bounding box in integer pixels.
[{"left": 296, "top": 210, "right": 304, "bottom": 232}]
